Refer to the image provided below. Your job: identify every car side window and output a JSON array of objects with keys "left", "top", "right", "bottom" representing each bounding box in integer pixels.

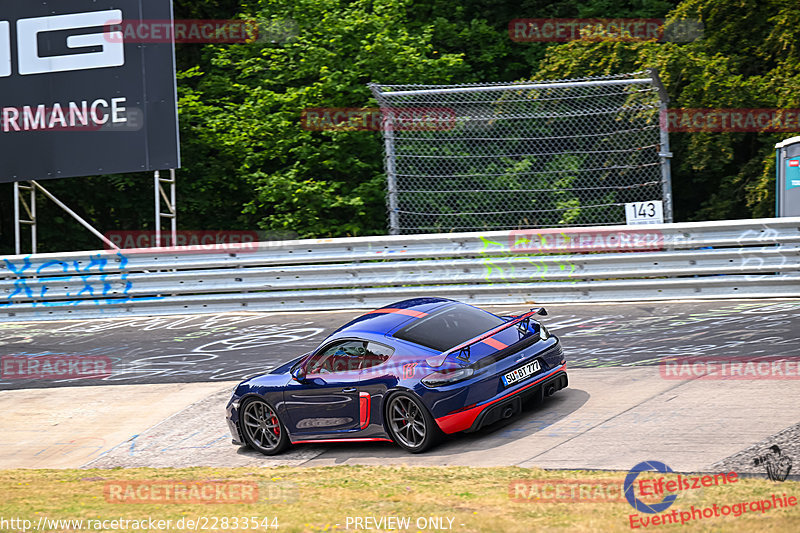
[
  {"left": 361, "top": 341, "right": 394, "bottom": 370},
  {"left": 305, "top": 339, "right": 395, "bottom": 374},
  {"left": 306, "top": 340, "right": 366, "bottom": 374}
]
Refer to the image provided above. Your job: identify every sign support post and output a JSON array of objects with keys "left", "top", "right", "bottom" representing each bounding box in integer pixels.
[
  {"left": 155, "top": 169, "right": 177, "bottom": 247},
  {"left": 13, "top": 181, "right": 37, "bottom": 255}
]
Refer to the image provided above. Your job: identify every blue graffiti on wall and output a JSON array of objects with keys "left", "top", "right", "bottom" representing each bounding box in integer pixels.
[{"left": 1, "top": 252, "right": 161, "bottom": 308}]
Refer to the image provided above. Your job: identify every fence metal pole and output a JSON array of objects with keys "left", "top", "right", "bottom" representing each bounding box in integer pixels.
[
  {"left": 648, "top": 68, "right": 674, "bottom": 223},
  {"left": 659, "top": 103, "right": 674, "bottom": 223},
  {"left": 379, "top": 78, "right": 653, "bottom": 97},
  {"left": 383, "top": 112, "right": 400, "bottom": 235}
]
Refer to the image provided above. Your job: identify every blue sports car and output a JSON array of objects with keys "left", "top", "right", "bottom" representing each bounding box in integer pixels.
[{"left": 226, "top": 297, "right": 567, "bottom": 454}]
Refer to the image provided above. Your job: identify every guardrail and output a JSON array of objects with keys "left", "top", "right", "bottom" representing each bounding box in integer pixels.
[{"left": 1, "top": 217, "right": 799, "bottom": 321}]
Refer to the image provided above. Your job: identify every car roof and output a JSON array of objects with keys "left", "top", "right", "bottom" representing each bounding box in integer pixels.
[{"left": 330, "top": 297, "right": 455, "bottom": 339}]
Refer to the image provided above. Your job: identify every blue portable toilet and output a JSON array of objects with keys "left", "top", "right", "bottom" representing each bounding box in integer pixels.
[{"left": 776, "top": 136, "right": 800, "bottom": 216}]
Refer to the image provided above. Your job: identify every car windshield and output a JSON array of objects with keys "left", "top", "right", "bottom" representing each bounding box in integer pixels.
[{"left": 393, "top": 304, "right": 504, "bottom": 352}]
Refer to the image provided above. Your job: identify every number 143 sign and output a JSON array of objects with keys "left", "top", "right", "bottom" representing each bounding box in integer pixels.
[{"left": 625, "top": 201, "right": 664, "bottom": 225}]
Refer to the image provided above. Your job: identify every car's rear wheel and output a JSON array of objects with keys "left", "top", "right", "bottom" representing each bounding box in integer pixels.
[
  {"left": 386, "top": 392, "right": 440, "bottom": 453},
  {"left": 240, "top": 398, "right": 289, "bottom": 455}
]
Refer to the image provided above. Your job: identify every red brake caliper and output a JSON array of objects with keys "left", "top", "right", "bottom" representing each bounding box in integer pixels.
[{"left": 270, "top": 416, "right": 280, "bottom": 436}]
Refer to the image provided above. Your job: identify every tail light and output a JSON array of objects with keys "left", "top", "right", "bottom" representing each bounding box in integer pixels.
[{"left": 421, "top": 367, "right": 474, "bottom": 387}]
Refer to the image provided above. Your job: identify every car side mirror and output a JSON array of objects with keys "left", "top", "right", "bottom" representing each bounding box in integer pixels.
[{"left": 291, "top": 365, "right": 307, "bottom": 383}]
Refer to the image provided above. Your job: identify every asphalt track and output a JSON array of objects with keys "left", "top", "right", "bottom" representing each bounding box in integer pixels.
[
  {"left": 3, "top": 299, "right": 800, "bottom": 389},
  {"left": 1, "top": 299, "right": 799, "bottom": 475}
]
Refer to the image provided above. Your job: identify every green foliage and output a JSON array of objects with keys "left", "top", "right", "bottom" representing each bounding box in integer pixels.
[
  {"left": 177, "top": 0, "right": 467, "bottom": 238},
  {"left": 535, "top": 0, "right": 800, "bottom": 221}
]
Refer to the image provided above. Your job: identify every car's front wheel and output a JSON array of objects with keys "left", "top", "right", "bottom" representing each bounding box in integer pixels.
[
  {"left": 240, "top": 398, "right": 290, "bottom": 455},
  {"left": 385, "top": 392, "right": 440, "bottom": 453}
]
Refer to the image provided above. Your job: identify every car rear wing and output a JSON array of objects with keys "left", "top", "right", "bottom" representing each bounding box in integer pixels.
[{"left": 426, "top": 307, "right": 548, "bottom": 367}]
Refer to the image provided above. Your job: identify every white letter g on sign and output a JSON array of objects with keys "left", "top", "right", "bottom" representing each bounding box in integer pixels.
[{"left": 16, "top": 9, "right": 124, "bottom": 76}]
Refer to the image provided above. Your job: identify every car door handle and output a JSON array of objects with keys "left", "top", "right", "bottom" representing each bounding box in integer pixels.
[{"left": 341, "top": 387, "right": 357, "bottom": 393}]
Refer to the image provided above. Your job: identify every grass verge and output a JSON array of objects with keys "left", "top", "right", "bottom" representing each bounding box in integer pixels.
[{"left": 0, "top": 466, "right": 798, "bottom": 532}]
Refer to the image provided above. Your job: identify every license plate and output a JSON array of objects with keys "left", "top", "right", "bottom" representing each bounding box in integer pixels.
[{"left": 502, "top": 359, "right": 541, "bottom": 387}]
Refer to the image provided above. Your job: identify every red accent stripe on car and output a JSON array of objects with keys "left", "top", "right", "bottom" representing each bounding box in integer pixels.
[
  {"left": 368, "top": 308, "right": 429, "bottom": 318},
  {"left": 434, "top": 363, "right": 567, "bottom": 434},
  {"left": 482, "top": 337, "right": 508, "bottom": 350},
  {"left": 291, "top": 437, "right": 393, "bottom": 444},
  {"left": 429, "top": 308, "right": 543, "bottom": 367},
  {"left": 359, "top": 392, "right": 371, "bottom": 430}
]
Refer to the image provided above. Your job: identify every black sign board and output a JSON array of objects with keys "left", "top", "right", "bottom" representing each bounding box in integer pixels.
[{"left": 0, "top": 0, "right": 179, "bottom": 182}]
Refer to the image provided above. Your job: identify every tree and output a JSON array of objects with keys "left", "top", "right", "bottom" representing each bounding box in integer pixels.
[
  {"left": 534, "top": 0, "right": 800, "bottom": 221},
  {"left": 179, "top": 0, "right": 466, "bottom": 237}
]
